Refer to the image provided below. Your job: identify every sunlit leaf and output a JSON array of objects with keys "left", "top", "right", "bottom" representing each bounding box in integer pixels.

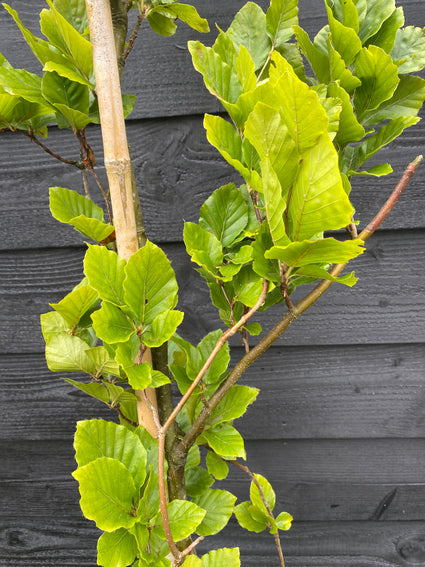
[
  {"left": 364, "top": 7, "right": 404, "bottom": 53},
  {"left": 91, "top": 302, "right": 135, "bottom": 344},
  {"left": 206, "top": 451, "right": 229, "bottom": 481},
  {"left": 46, "top": 333, "right": 96, "bottom": 373},
  {"left": 73, "top": 457, "right": 138, "bottom": 531},
  {"left": 193, "top": 489, "right": 236, "bottom": 536},
  {"left": 266, "top": 0, "right": 298, "bottom": 48},
  {"left": 265, "top": 238, "right": 365, "bottom": 266},
  {"left": 202, "top": 423, "right": 245, "bottom": 459},
  {"left": 358, "top": 0, "right": 396, "bottom": 44},
  {"left": 50, "top": 284, "right": 98, "bottom": 328},
  {"left": 97, "top": 529, "right": 137, "bottom": 567},
  {"left": 84, "top": 245, "right": 126, "bottom": 307},
  {"left": 167, "top": 500, "right": 206, "bottom": 541}
]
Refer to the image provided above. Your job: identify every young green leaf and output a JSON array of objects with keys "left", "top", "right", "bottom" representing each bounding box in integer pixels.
[
  {"left": 184, "top": 222, "right": 224, "bottom": 278},
  {"left": 354, "top": 45, "right": 400, "bottom": 122},
  {"left": 252, "top": 221, "right": 281, "bottom": 283},
  {"left": 137, "top": 468, "right": 160, "bottom": 523},
  {"left": 199, "top": 183, "right": 249, "bottom": 247},
  {"left": 86, "top": 346, "right": 121, "bottom": 377},
  {"left": 0, "top": 66, "right": 45, "bottom": 105},
  {"left": 329, "top": 0, "right": 359, "bottom": 32},
  {"left": 294, "top": 25, "right": 330, "bottom": 84},
  {"left": 53, "top": 0, "right": 88, "bottom": 35},
  {"left": 63, "top": 379, "right": 111, "bottom": 405},
  {"left": 266, "top": 0, "right": 298, "bottom": 49},
  {"left": 209, "top": 385, "right": 259, "bottom": 426},
  {"left": 250, "top": 474, "right": 276, "bottom": 514},
  {"left": 141, "top": 309, "right": 184, "bottom": 348},
  {"left": 265, "top": 238, "right": 365, "bottom": 267},
  {"left": 235, "top": 45, "right": 256, "bottom": 93},
  {"left": 193, "top": 489, "right": 237, "bottom": 536},
  {"left": 72, "top": 457, "right": 138, "bottom": 531},
  {"left": 391, "top": 26, "right": 425, "bottom": 73},
  {"left": 233, "top": 266, "right": 264, "bottom": 307},
  {"left": 147, "top": 11, "right": 177, "bottom": 36},
  {"left": 234, "top": 501, "right": 269, "bottom": 533},
  {"left": 287, "top": 134, "right": 354, "bottom": 241},
  {"left": 202, "top": 423, "right": 245, "bottom": 460},
  {"left": 91, "top": 301, "right": 136, "bottom": 344},
  {"left": 41, "top": 71, "right": 91, "bottom": 130},
  {"left": 275, "top": 511, "right": 293, "bottom": 531},
  {"left": 84, "top": 245, "right": 127, "bottom": 307},
  {"left": 364, "top": 7, "right": 404, "bottom": 53},
  {"left": 327, "top": 82, "right": 366, "bottom": 147},
  {"left": 74, "top": 419, "right": 148, "bottom": 490},
  {"left": 201, "top": 548, "right": 241, "bottom": 567},
  {"left": 167, "top": 500, "right": 206, "bottom": 541},
  {"left": 45, "top": 333, "right": 96, "bottom": 373},
  {"left": 123, "top": 241, "right": 179, "bottom": 325},
  {"left": 97, "top": 528, "right": 138, "bottom": 567},
  {"left": 358, "top": 0, "right": 396, "bottom": 44},
  {"left": 149, "top": 4, "right": 209, "bottom": 34},
  {"left": 325, "top": 3, "right": 362, "bottom": 64},
  {"left": 291, "top": 265, "right": 359, "bottom": 287},
  {"left": 49, "top": 284, "right": 98, "bottom": 329},
  {"left": 206, "top": 451, "right": 229, "bottom": 481},
  {"left": 260, "top": 158, "right": 290, "bottom": 247}
]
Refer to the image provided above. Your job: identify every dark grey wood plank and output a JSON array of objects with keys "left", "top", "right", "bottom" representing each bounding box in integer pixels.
[
  {"left": 0, "top": 114, "right": 424, "bottom": 251},
  {"left": 1, "top": 230, "right": 425, "bottom": 353},
  {"left": 1, "top": 343, "right": 425, "bottom": 441},
  {"left": 2, "top": 518, "right": 425, "bottom": 566}
]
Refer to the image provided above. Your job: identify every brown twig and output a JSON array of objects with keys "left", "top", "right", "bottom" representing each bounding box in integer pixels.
[
  {"left": 181, "top": 156, "right": 423, "bottom": 451},
  {"left": 231, "top": 460, "right": 286, "bottom": 567},
  {"left": 157, "top": 279, "right": 268, "bottom": 560},
  {"left": 19, "top": 130, "right": 84, "bottom": 169},
  {"left": 122, "top": 13, "right": 144, "bottom": 62}
]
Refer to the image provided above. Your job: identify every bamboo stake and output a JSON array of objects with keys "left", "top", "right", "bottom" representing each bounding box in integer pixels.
[{"left": 85, "top": 0, "right": 157, "bottom": 437}]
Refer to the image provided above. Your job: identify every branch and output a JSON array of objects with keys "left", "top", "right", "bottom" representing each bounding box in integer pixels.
[
  {"left": 19, "top": 130, "right": 84, "bottom": 169},
  {"left": 181, "top": 155, "right": 423, "bottom": 451},
  {"left": 157, "top": 279, "right": 269, "bottom": 561}
]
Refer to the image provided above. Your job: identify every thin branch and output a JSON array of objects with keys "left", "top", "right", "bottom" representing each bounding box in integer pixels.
[
  {"left": 121, "top": 13, "right": 144, "bottom": 62},
  {"left": 175, "top": 537, "right": 204, "bottom": 566},
  {"left": 19, "top": 130, "right": 84, "bottom": 169},
  {"left": 181, "top": 156, "right": 423, "bottom": 451},
  {"left": 156, "top": 279, "right": 268, "bottom": 561},
  {"left": 231, "top": 460, "right": 285, "bottom": 567},
  {"left": 115, "top": 406, "right": 139, "bottom": 427},
  {"left": 86, "top": 166, "right": 114, "bottom": 224}
]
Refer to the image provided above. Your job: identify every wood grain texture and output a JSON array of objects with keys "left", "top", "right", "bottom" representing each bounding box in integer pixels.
[
  {"left": 3, "top": 438, "right": 425, "bottom": 521},
  {"left": 1, "top": 343, "right": 425, "bottom": 441},
  {"left": 0, "top": 115, "right": 424, "bottom": 250},
  {"left": 1, "top": 230, "right": 424, "bottom": 353},
  {"left": 2, "top": 520, "right": 425, "bottom": 566}
]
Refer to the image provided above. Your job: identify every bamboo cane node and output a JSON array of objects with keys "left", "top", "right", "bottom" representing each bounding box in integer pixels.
[{"left": 104, "top": 157, "right": 131, "bottom": 174}]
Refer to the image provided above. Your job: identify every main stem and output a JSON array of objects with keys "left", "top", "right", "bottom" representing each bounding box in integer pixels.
[{"left": 85, "top": 0, "right": 157, "bottom": 437}]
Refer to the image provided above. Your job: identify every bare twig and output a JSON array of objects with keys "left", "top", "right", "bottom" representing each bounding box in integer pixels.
[
  {"left": 121, "top": 13, "right": 144, "bottom": 62},
  {"left": 19, "top": 130, "right": 84, "bottom": 169},
  {"left": 182, "top": 156, "right": 423, "bottom": 451}
]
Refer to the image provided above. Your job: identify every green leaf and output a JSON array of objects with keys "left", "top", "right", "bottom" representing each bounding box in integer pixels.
[
  {"left": 202, "top": 423, "right": 245, "bottom": 460},
  {"left": 266, "top": 0, "right": 298, "bottom": 48},
  {"left": 53, "top": 0, "right": 88, "bottom": 35},
  {"left": 354, "top": 45, "right": 399, "bottom": 122},
  {"left": 344, "top": 116, "right": 419, "bottom": 171},
  {"left": 252, "top": 221, "right": 281, "bottom": 283},
  {"left": 203, "top": 114, "right": 262, "bottom": 190},
  {"left": 74, "top": 419, "right": 147, "bottom": 490},
  {"left": 235, "top": 501, "right": 269, "bottom": 533},
  {"left": 235, "top": 45, "right": 256, "bottom": 93},
  {"left": 40, "top": 310, "right": 68, "bottom": 343},
  {"left": 244, "top": 102, "right": 298, "bottom": 197},
  {"left": 288, "top": 134, "right": 354, "bottom": 241},
  {"left": 84, "top": 245, "right": 126, "bottom": 307},
  {"left": 391, "top": 26, "right": 425, "bottom": 73},
  {"left": 188, "top": 41, "right": 242, "bottom": 104},
  {"left": 250, "top": 474, "right": 276, "bottom": 514},
  {"left": 184, "top": 222, "right": 223, "bottom": 277},
  {"left": 41, "top": 71, "right": 91, "bottom": 130},
  {"left": 201, "top": 549, "right": 241, "bottom": 567},
  {"left": 358, "top": 0, "right": 396, "bottom": 44},
  {"left": 40, "top": 0, "right": 93, "bottom": 85},
  {"left": 364, "top": 7, "right": 404, "bottom": 53},
  {"left": 64, "top": 379, "right": 110, "bottom": 404},
  {"left": 193, "top": 489, "right": 237, "bottom": 536},
  {"left": 206, "top": 451, "right": 229, "bottom": 480},
  {"left": 0, "top": 94, "right": 51, "bottom": 134},
  {"left": 350, "top": 164, "right": 393, "bottom": 177},
  {"left": 115, "top": 340, "right": 152, "bottom": 390},
  {"left": 0, "top": 66, "right": 44, "bottom": 105},
  {"left": 226, "top": 3, "right": 270, "bottom": 70},
  {"left": 325, "top": 3, "right": 362, "bottom": 65},
  {"left": 72, "top": 457, "right": 138, "bottom": 531},
  {"left": 91, "top": 302, "right": 135, "bottom": 344},
  {"left": 265, "top": 238, "right": 365, "bottom": 266},
  {"left": 271, "top": 52, "right": 329, "bottom": 153},
  {"left": 292, "top": 265, "right": 359, "bottom": 287},
  {"left": 326, "top": 38, "right": 362, "bottom": 94},
  {"left": 210, "top": 385, "right": 259, "bottom": 426},
  {"left": 123, "top": 241, "right": 179, "bottom": 324},
  {"left": 49, "top": 284, "right": 98, "bottom": 329},
  {"left": 45, "top": 334, "right": 96, "bottom": 373},
  {"left": 137, "top": 468, "right": 160, "bottom": 522},
  {"left": 49, "top": 187, "right": 113, "bottom": 243},
  {"left": 86, "top": 346, "right": 121, "bottom": 377},
  {"left": 329, "top": 0, "right": 359, "bottom": 32},
  {"left": 97, "top": 529, "right": 137, "bottom": 567},
  {"left": 147, "top": 11, "right": 177, "bottom": 36},
  {"left": 182, "top": 557, "right": 202, "bottom": 567},
  {"left": 141, "top": 309, "right": 184, "bottom": 348},
  {"left": 167, "top": 500, "right": 206, "bottom": 541},
  {"left": 233, "top": 266, "right": 264, "bottom": 307},
  {"left": 193, "top": 330, "right": 230, "bottom": 386},
  {"left": 294, "top": 25, "right": 330, "bottom": 84},
  {"left": 199, "top": 183, "right": 248, "bottom": 247},
  {"left": 185, "top": 465, "right": 214, "bottom": 498},
  {"left": 260, "top": 158, "right": 290, "bottom": 247},
  {"left": 362, "top": 75, "right": 425, "bottom": 127},
  {"left": 150, "top": 4, "right": 209, "bottom": 33},
  {"left": 275, "top": 511, "right": 293, "bottom": 531},
  {"left": 327, "top": 82, "right": 365, "bottom": 147}
]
